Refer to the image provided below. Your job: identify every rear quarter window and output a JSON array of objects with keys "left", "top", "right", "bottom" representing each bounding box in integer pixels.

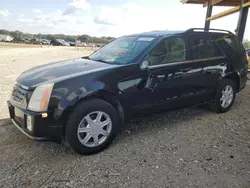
[{"left": 211, "top": 34, "right": 240, "bottom": 57}]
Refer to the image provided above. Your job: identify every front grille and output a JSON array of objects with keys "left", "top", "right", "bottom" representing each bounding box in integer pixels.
[{"left": 11, "top": 84, "right": 28, "bottom": 104}]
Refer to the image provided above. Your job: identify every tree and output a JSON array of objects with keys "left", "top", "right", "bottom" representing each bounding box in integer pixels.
[
  {"left": 10, "top": 30, "right": 24, "bottom": 40},
  {"left": 0, "top": 29, "right": 115, "bottom": 44},
  {"left": 243, "top": 38, "right": 249, "bottom": 49},
  {"left": 78, "top": 34, "right": 91, "bottom": 42},
  {"left": 243, "top": 42, "right": 250, "bottom": 49},
  {"left": 0, "top": 29, "right": 10, "bottom": 35}
]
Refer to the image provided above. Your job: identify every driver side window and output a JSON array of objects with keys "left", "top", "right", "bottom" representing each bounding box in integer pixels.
[{"left": 147, "top": 37, "right": 187, "bottom": 66}]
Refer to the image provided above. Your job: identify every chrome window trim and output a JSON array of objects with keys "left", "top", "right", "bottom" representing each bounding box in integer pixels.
[
  {"left": 16, "top": 83, "right": 29, "bottom": 90},
  {"left": 148, "top": 56, "right": 225, "bottom": 70}
]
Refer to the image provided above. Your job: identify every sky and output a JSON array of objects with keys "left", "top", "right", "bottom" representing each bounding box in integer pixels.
[{"left": 0, "top": 0, "right": 250, "bottom": 39}]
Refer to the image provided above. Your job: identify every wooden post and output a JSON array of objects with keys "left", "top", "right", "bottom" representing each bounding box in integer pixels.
[
  {"left": 236, "top": 0, "right": 249, "bottom": 42},
  {"left": 205, "top": 0, "right": 213, "bottom": 31}
]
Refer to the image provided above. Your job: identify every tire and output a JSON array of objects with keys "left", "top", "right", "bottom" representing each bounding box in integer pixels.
[
  {"left": 65, "top": 98, "right": 120, "bottom": 155},
  {"left": 208, "top": 79, "right": 236, "bottom": 113}
]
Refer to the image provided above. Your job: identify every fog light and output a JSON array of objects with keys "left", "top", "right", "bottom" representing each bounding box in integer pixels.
[
  {"left": 41, "top": 113, "right": 48, "bottom": 118},
  {"left": 26, "top": 115, "right": 33, "bottom": 131}
]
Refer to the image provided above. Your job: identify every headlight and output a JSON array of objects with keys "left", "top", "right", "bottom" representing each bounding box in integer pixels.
[{"left": 28, "top": 83, "right": 54, "bottom": 112}]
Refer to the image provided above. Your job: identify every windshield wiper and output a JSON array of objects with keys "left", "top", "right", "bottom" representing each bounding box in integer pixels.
[
  {"left": 91, "top": 58, "right": 112, "bottom": 64},
  {"left": 82, "top": 56, "right": 90, "bottom": 59},
  {"left": 82, "top": 56, "right": 109, "bottom": 64}
]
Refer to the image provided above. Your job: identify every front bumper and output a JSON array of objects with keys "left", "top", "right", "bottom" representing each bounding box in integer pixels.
[
  {"left": 11, "top": 118, "right": 47, "bottom": 141},
  {"left": 7, "top": 100, "right": 63, "bottom": 143}
]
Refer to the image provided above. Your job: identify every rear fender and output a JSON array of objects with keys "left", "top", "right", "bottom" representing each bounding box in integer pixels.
[{"left": 219, "top": 72, "right": 240, "bottom": 91}]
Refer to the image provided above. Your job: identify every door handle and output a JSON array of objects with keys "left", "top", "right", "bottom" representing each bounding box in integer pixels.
[
  {"left": 181, "top": 67, "right": 192, "bottom": 72},
  {"left": 220, "top": 60, "right": 227, "bottom": 65}
]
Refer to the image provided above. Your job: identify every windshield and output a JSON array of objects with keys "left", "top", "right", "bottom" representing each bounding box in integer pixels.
[{"left": 89, "top": 36, "right": 155, "bottom": 64}]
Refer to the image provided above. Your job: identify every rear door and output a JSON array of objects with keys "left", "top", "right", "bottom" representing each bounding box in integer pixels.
[{"left": 187, "top": 33, "right": 227, "bottom": 100}]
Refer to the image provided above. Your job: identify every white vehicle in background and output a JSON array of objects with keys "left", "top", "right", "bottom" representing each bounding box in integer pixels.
[
  {"left": 62, "top": 41, "right": 70, "bottom": 46},
  {"left": 0, "top": 34, "right": 14, "bottom": 42}
]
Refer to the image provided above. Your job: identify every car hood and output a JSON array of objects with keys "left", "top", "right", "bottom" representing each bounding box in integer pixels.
[{"left": 17, "top": 58, "right": 116, "bottom": 88}]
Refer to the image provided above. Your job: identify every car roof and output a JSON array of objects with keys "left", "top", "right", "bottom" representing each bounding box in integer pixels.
[{"left": 127, "top": 30, "right": 185, "bottom": 37}]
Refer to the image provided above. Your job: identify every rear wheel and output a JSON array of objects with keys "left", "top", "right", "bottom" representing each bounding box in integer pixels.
[
  {"left": 208, "top": 79, "right": 236, "bottom": 113},
  {"left": 65, "top": 98, "right": 120, "bottom": 154}
]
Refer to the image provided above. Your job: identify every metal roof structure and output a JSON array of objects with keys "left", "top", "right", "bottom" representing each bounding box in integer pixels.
[
  {"left": 181, "top": 0, "right": 250, "bottom": 41},
  {"left": 182, "top": 0, "right": 250, "bottom": 7}
]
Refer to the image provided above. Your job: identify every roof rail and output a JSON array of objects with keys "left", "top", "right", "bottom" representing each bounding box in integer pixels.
[{"left": 186, "top": 28, "right": 233, "bottom": 34}]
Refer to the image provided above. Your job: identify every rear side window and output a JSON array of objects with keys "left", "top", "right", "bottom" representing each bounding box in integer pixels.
[{"left": 190, "top": 35, "right": 222, "bottom": 60}]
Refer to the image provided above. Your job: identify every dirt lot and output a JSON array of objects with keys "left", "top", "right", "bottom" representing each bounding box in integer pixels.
[
  {"left": 0, "top": 43, "right": 93, "bottom": 119},
  {"left": 0, "top": 83, "right": 250, "bottom": 188},
  {"left": 1, "top": 43, "right": 250, "bottom": 187}
]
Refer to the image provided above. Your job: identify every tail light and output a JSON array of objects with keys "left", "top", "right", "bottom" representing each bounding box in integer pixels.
[{"left": 246, "top": 52, "right": 249, "bottom": 61}]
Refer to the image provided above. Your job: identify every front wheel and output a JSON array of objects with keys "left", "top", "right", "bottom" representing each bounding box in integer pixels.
[
  {"left": 208, "top": 79, "right": 236, "bottom": 113},
  {"left": 65, "top": 98, "right": 120, "bottom": 155}
]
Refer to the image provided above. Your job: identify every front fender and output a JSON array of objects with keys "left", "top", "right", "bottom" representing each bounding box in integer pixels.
[{"left": 50, "top": 78, "right": 117, "bottom": 120}]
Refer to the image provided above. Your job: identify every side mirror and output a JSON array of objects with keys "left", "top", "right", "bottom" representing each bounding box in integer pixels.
[{"left": 140, "top": 60, "right": 149, "bottom": 70}]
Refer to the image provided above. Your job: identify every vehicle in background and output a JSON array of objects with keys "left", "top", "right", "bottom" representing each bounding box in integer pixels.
[
  {"left": 0, "top": 34, "right": 14, "bottom": 42},
  {"left": 246, "top": 49, "right": 250, "bottom": 70},
  {"left": 50, "top": 39, "right": 70, "bottom": 46},
  {"left": 23, "top": 38, "right": 31, "bottom": 44},
  {"left": 7, "top": 28, "right": 248, "bottom": 155},
  {"left": 68, "top": 42, "right": 76, "bottom": 46},
  {"left": 40, "top": 39, "right": 51, "bottom": 45},
  {"left": 62, "top": 41, "right": 70, "bottom": 46},
  {"left": 11, "top": 38, "right": 25, "bottom": 43},
  {"left": 30, "top": 38, "right": 40, "bottom": 45}
]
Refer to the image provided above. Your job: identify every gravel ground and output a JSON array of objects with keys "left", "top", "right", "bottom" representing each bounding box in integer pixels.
[
  {"left": 0, "top": 45, "right": 92, "bottom": 119},
  {"left": 0, "top": 83, "right": 250, "bottom": 188}
]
